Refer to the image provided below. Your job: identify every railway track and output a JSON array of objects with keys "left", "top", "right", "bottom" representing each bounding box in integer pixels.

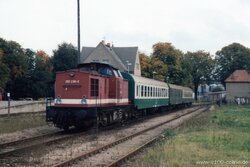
[
  {"left": 0, "top": 105, "right": 208, "bottom": 166},
  {"left": 0, "top": 130, "right": 85, "bottom": 159},
  {"left": 52, "top": 105, "right": 209, "bottom": 167}
]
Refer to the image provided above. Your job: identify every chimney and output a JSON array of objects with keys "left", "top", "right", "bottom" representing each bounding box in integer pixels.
[{"left": 106, "top": 43, "right": 111, "bottom": 47}]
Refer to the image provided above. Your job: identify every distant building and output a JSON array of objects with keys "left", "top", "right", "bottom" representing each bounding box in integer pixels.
[
  {"left": 197, "top": 83, "right": 225, "bottom": 99},
  {"left": 80, "top": 41, "right": 141, "bottom": 76},
  {"left": 225, "top": 70, "right": 250, "bottom": 101}
]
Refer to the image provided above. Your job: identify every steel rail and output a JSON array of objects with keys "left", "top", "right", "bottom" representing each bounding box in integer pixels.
[
  {"left": 53, "top": 105, "right": 209, "bottom": 167},
  {"left": 0, "top": 131, "right": 86, "bottom": 158},
  {"left": 106, "top": 106, "right": 209, "bottom": 167}
]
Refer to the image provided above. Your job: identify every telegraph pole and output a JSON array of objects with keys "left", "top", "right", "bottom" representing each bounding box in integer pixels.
[{"left": 77, "top": 0, "right": 81, "bottom": 64}]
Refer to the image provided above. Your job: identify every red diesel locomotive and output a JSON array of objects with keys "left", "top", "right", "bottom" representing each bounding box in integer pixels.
[{"left": 46, "top": 63, "right": 131, "bottom": 130}]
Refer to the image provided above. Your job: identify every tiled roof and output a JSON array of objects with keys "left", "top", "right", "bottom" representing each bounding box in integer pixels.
[
  {"left": 225, "top": 70, "right": 250, "bottom": 82},
  {"left": 80, "top": 41, "right": 138, "bottom": 70}
]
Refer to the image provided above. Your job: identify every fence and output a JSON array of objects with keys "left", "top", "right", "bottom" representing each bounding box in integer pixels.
[{"left": 0, "top": 101, "right": 46, "bottom": 116}]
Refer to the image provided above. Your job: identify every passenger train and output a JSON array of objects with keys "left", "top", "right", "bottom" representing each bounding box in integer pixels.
[{"left": 46, "top": 62, "right": 194, "bottom": 130}]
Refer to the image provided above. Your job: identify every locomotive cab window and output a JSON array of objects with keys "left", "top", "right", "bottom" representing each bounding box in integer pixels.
[
  {"left": 90, "top": 78, "right": 99, "bottom": 97},
  {"left": 99, "top": 67, "right": 113, "bottom": 76},
  {"left": 117, "top": 70, "right": 123, "bottom": 78},
  {"left": 113, "top": 70, "right": 120, "bottom": 77}
]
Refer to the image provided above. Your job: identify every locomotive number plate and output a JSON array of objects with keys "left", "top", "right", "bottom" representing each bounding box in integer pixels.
[{"left": 65, "top": 80, "right": 80, "bottom": 84}]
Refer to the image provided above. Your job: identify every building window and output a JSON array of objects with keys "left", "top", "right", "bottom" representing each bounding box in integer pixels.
[{"left": 91, "top": 78, "right": 99, "bottom": 97}]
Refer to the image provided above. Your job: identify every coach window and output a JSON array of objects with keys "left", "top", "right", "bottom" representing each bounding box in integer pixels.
[
  {"left": 141, "top": 86, "right": 144, "bottom": 97},
  {"left": 90, "top": 78, "right": 99, "bottom": 97},
  {"left": 147, "top": 86, "right": 149, "bottom": 97},
  {"left": 136, "top": 85, "right": 139, "bottom": 97},
  {"left": 149, "top": 87, "right": 152, "bottom": 97},
  {"left": 144, "top": 86, "right": 146, "bottom": 97}
]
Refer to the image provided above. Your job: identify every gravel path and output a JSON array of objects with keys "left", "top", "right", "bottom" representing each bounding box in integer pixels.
[
  {"left": 1, "top": 107, "right": 200, "bottom": 166},
  {"left": 0, "top": 125, "right": 60, "bottom": 144}
]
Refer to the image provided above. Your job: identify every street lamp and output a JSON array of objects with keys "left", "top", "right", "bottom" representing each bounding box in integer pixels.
[
  {"left": 126, "top": 60, "right": 132, "bottom": 73},
  {"left": 165, "top": 76, "right": 169, "bottom": 83},
  {"left": 153, "top": 71, "right": 156, "bottom": 79}
]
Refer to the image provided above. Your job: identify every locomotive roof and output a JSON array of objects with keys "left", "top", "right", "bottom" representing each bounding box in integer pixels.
[
  {"left": 77, "top": 62, "right": 118, "bottom": 70},
  {"left": 124, "top": 73, "right": 193, "bottom": 92}
]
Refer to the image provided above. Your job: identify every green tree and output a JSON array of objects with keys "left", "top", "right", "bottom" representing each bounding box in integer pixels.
[
  {"left": 152, "top": 42, "right": 184, "bottom": 84},
  {"left": 31, "top": 50, "right": 53, "bottom": 98},
  {"left": 0, "top": 49, "right": 10, "bottom": 89},
  {"left": 139, "top": 52, "right": 152, "bottom": 78},
  {"left": 52, "top": 43, "right": 78, "bottom": 72},
  {"left": 214, "top": 43, "right": 250, "bottom": 84},
  {"left": 0, "top": 40, "right": 10, "bottom": 91},
  {"left": 1, "top": 39, "right": 28, "bottom": 99},
  {"left": 139, "top": 52, "right": 168, "bottom": 81},
  {"left": 184, "top": 51, "right": 214, "bottom": 100},
  {"left": 150, "top": 57, "right": 168, "bottom": 81}
]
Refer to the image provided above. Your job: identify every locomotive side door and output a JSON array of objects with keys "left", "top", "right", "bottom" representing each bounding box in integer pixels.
[{"left": 116, "top": 79, "right": 122, "bottom": 103}]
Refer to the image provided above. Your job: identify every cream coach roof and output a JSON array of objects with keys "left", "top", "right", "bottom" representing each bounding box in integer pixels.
[
  {"left": 131, "top": 75, "right": 168, "bottom": 87},
  {"left": 169, "top": 83, "right": 193, "bottom": 92}
]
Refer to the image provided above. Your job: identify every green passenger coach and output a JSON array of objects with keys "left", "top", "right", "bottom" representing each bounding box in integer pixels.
[
  {"left": 169, "top": 84, "right": 194, "bottom": 106},
  {"left": 122, "top": 72, "right": 170, "bottom": 110}
]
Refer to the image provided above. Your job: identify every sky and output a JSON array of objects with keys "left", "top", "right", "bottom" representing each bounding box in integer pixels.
[{"left": 0, "top": 0, "right": 250, "bottom": 56}]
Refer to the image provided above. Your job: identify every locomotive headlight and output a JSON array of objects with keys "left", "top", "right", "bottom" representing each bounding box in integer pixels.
[{"left": 69, "top": 72, "right": 75, "bottom": 77}]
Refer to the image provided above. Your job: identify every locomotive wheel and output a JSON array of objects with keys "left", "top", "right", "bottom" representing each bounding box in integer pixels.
[
  {"left": 63, "top": 125, "right": 69, "bottom": 131},
  {"left": 100, "top": 113, "right": 108, "bottom": 126}
]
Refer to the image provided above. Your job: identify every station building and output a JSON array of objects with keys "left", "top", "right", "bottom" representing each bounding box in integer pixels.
[
  {"left": 225, "top": 70, "right": 250, "bottom": 102},
  {"left": 80, "top": 41, "right": 141, "bottom": 76}
]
